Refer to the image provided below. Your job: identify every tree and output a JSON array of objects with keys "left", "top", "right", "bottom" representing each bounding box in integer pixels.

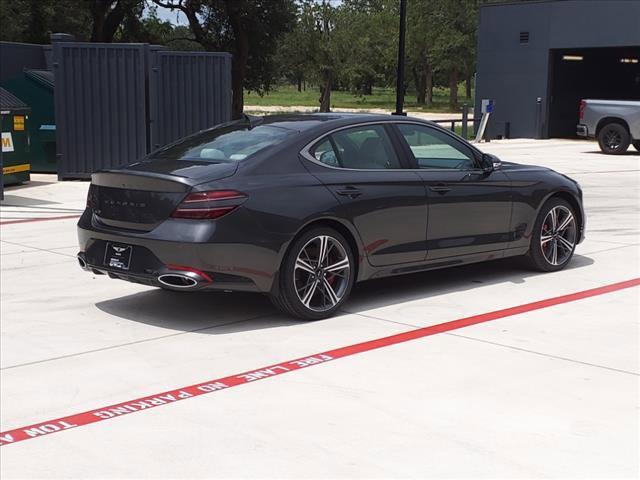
[
  {"left": 0, "top": 0, "right": 146, "bottom": 44},
  {"left": 428, "top": 0, "right": 478, "bottom": 110},
  {"left": 406, "top": 0, "right": 437, "bottom": 106},
  {"left": 117, "top": 6, "right": 202, "bottom": 50},
  {"left": 275, "top": 19, "right": 310, "bottom": 92},
  {"left": 152, "top": 0, "right": 296, "bottom": 119},
  {"left": 339, "top": 0, "right": 397, "bottom": 96},
  {"left": 90, "top": 0, "right": 145, "bottom": 42},
  {"left": 0, "top": 0, "right": 93, "bottom": 43},
  {"left": 288, "top": 1, "right": 351, "bottom": 112}
]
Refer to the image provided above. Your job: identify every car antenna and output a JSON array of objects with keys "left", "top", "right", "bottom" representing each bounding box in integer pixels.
[{"left": 243, "top": 113, "right": 263, "bottom": 130}]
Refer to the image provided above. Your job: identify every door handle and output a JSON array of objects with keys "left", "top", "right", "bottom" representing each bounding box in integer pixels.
[
  {"left": 335, "top": 187, "right": 363, "bottom": 199},
  {"left": 429, "top": 184, "right": 451, "bottom": 194}
]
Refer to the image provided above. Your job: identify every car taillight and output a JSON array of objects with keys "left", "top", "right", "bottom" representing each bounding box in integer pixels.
[
  {"left": 171, "top": 190, "right": 247, "bottom": 219},
  {"left": 86, "top": 185, "right": 96, "bottom": 210},
  {"left": 579, "top": 100, "right": 586, "bottom": 119}
]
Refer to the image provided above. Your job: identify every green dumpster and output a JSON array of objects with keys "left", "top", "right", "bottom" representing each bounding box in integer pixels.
[
  {"left": 2, "top": 70, "right": 56, "bottom": 173},
  {"left": 1, "top": 87, "right": 31, "bottom": 185}
]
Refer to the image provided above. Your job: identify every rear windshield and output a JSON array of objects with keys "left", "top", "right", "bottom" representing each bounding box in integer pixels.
[{"left": 149, "top": 124, "right": 292, "bottom": 162}]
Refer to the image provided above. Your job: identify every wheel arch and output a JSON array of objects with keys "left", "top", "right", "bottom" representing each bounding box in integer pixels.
[
  {"left": 271, "top": 216, "right": 365, "bottom": 295},
  {"left": 596, "top": 117, "right": 630, "bottom": 135},
  {"left": 539, "top": 190, "right": 584, "bottom": 241},
  {"left": 297, "top": 218, "right": 363, "bottom": 279}
]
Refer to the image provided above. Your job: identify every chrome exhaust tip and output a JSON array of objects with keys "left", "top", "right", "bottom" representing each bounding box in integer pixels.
[
  {"left": 158, "top": 273, "right": 199, "bottom": 289},
  {"left": 77, "top": 254, "right": 88, "bottom": 270}
]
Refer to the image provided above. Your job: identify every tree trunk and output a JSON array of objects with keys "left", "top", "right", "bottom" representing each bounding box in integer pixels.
[
  {"left": 297, "top": 76, "right": 302, "bottom": 92},
  {"left": 319, "top": 70, "right": 332, "bottom": 112},
  {"left": 465, "top": 74, "right": 472, "bottom": 100},
  {"left": 229, "top": 24, "right": 249, "bottom": 119},
  {"left": 426, "top": 66, "right": 433, "bottom": 107},
  {"left": 231, "top": 51, "right": 247, "bottom": 119},
  {"left": 90, "top": 0, "right": 126, "bottom": 43},
  {"left": 413, "top": 67, "right": 425, "bottom": 105},
  {"left": 364, "top": 80, "right": 372, "bottom": 96},
  {"left": 26, "top": 0, "right": 48, "bottom": 44},
  {"left": 449, "top": 70, "right": 458, "bottom": 111}
]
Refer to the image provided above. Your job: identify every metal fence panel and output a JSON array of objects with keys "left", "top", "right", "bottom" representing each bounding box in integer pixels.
[
  {"left": 0, "top": 42, "right": 46, "bottom": 83},
  {"left": 149, "top": 51, "right": 232, "bottom": 151},
  {"left": 54, "top": 43, "right": 147, "bottom": 179}
]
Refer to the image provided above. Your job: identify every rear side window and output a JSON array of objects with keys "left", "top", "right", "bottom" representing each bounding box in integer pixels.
[
  {"left": 311, "top": 124, "right": 402, "bottom": 169},
  {"left": 149, "top": 124, "right": 292, "bottom": 162}
]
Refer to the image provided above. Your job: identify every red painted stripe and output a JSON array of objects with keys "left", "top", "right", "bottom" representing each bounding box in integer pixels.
[
  {"left": 1, "top": 278, "right": 638, "bottom": 447},
  {"left": 0, "top": 215, "right": 81, "bottom": 225}
]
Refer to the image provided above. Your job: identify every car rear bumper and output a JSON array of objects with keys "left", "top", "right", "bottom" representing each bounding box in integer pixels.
[
  {"left": 77, "top": 210, "right": 281, "bottom": 293},
  {"left": 576, "top": 124, "right": 589, "bottom": 137}
]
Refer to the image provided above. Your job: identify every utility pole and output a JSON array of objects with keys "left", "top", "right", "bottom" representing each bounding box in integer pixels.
[{"left": 393, "top": 0, "right": 407, "bottom": 115}]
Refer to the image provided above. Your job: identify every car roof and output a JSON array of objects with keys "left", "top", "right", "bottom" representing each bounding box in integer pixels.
[{"left": 257, "top": 113, "right": 430, "bottom": 132}]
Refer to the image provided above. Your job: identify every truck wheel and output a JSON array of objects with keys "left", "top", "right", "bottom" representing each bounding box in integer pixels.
[
  {"left": 597, "top": 123, "right": 630, "bottom": 155},
  {"left": 633, "top": 141, "right": 640, "bottom": 153}
]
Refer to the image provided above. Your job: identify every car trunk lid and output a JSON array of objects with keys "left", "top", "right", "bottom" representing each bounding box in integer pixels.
[{"left": 89, "top": 160, "right": 238, "bottom": 231}]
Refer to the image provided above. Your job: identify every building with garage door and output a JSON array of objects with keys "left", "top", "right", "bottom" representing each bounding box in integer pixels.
[{"left": 474, "top": 0, "right": 640, "bottom": 139}]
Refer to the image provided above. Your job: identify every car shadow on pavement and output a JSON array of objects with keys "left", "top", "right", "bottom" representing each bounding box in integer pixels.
[
  {"left": 0, "top": 193, "right": 63, "bottom": 206},
  {"left": 582, "top": 150, "right": 640, "bottom": 156},
  {"left": 96, "top": 289, "right": 296, "bottom": 334},
  {"left": 345, "top": 254, "right": 594, "bottom": 313},
  {"left": 96, "top": 254, "right": 594, "bottom": 334}
]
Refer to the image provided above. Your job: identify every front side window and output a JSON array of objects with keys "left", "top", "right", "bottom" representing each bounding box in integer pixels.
[
  {"left": 149, "top": 124, "right": 293, "bottom": 163},
  {"left": 311, "top": 124, "right": 402, "bottom": 170},
  {"left": 396, "top": 124, "right": 476, "bottom": 170}
]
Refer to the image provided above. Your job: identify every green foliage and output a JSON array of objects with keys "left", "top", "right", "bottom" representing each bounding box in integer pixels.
[
  {"left": 152, "top": 0, "right": 297, "bottom": 116},
  {"left": 274, "top": 0, "right": 479, "bottom": 112},
  {"left": 0, "top": 0, "right": 481, "bottom": 113},
  {"left": 117, "top": 6, "right": 202, "bottom": 50},
  {"left": 0, "top": 0, "right": 93, "bottom": 43},
  {"left": 244, "top": 83, "right": 471, "bottom": 113}
]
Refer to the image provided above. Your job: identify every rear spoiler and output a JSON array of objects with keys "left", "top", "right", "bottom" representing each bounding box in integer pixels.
[{"left": 92, "top": 171, "right": 190, "bottom": 192}]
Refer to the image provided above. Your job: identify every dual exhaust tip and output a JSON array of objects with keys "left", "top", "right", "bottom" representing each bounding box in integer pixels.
[
  {"left": 157, "top": 273, "right": 199, "bottom": 289},
  {"left": 77, "top": 252, "right": 207, "bottom": 289}
]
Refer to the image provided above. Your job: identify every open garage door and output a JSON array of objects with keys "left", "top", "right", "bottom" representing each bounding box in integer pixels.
[{"left": 548, "top": 47, "right": 640, "bottom": 138}]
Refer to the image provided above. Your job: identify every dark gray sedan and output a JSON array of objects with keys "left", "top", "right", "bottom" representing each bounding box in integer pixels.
[{"left": 77, "top": 114, "right": 585, "bottom": 320}]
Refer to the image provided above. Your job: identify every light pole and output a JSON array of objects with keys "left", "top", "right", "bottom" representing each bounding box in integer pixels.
[{"left": 393, "top": 0, "right": 407, "bottom": 116}]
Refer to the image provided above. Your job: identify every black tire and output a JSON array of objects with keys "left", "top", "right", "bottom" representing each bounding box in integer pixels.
[
  {"left": 524, "top": 197, "right": 578, "bottom": 272},
  {"left": 597, "top": 122, "right": 630, "bottom": 155},
  {"left": 633, "top": 141, "right": 640, "bottom": 153},
  {"left": 270, "top": 227, "right": 355, "bottom": 320}
]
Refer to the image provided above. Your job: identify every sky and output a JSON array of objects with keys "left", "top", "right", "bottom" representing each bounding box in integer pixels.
[
  {"left": 147, "top": 0, "right": 344, "bottom": 26},
  {"left": 147, "top": 4, "right": 188, "bottom": 25}
]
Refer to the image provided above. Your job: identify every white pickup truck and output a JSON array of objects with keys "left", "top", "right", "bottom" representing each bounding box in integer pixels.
[{"left": 577, "top": 99, "right": 640, "bottom": 154}]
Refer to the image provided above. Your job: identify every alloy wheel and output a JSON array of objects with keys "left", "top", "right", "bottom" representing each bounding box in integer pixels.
[
  {"left": 540, "top": 205, "right": 577, "bottom": 266},
  {"left": 294, "top": 235, "right": 351, "bottom": 312},
  {"left": 604, "top": 129, "right": 622, "bottom": 151}
]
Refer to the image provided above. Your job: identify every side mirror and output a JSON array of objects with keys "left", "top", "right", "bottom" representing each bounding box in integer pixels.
[{"left": 482, "top": 153, "right": 502, "bottom": 172}]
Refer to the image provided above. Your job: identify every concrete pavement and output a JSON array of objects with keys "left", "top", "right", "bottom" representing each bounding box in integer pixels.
[{"left": 0, "top": 138, "right": 638, "bottom": 478}]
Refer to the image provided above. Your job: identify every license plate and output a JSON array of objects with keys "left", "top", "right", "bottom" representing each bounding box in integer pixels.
[{"left": 104, "top": 243, "right": 132, "bottom": 270}]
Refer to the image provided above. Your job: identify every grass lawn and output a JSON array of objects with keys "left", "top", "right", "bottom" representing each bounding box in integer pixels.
[{"left": 244, "top": 84, "right": 474, "bottom": 113}]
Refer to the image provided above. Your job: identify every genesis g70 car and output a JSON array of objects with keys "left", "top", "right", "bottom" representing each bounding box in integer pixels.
[{"left": 77, "top": 114, "right": 585, "bottom": 320}]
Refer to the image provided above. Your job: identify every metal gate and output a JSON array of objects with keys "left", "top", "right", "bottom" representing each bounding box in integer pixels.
[
  {"left": 54, "top": 44, "right": 232, "bottom": 179},
  {"left": 148, "top": 51, "right": 232, "bottom": 151},
  {"left": 54, "top": 43, "right": 148, "bottom": 179}
]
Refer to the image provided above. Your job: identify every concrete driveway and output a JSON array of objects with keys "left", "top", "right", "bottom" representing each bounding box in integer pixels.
[{"left": 1, "top": 138, "right": 638, "bottom": 478}]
